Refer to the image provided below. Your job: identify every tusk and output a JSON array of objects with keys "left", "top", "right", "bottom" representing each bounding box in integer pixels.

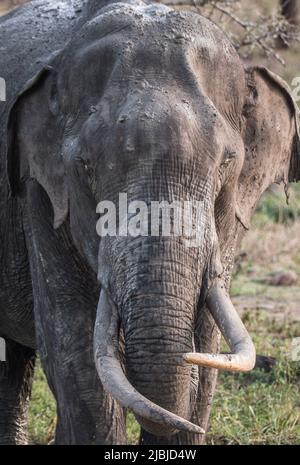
[
  {"left": 94, "top": 289, "right": 205, "bottom": 435},
  {"left": 184, "top": 281, "right": 256, "bottom": 372}
]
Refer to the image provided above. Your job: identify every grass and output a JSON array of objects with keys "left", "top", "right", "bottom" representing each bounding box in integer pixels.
[
  {"left": 254, "top": 184, "right": 300, "bottom": 227},
  {"left": 28, "top": 361, "right": 56, "bottom": 445},
  {"left": 207, "top": 185, "right": 300, "bottom": 445},
  {"left": 231, "top": 186, "right": 300, "bottom": 317},
  {"left": 207, "top": 313, "right": 300, "bottom": 445}
]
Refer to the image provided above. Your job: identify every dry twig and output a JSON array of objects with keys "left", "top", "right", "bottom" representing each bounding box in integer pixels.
[{"left": 163, "top": 0, "right": 300, "bottom": 65}]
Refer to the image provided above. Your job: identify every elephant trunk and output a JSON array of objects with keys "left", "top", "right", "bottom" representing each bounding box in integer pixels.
[
  {"left": 120, "top": 239, "right": 205, "bottom": 435},
  {"left": 123, "top": 297, "right": 195, "bottom": 435}
]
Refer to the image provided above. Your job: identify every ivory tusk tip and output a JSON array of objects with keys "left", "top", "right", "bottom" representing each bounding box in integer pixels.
[
  {"left": 186, "top": 421, "right": 206, "bottom": 435},
  {"left": 183, "top": 352, "right": 256, "bottom": 372},
  {"left": 197, "top": 426, "right": 206, "bottom": 435}
]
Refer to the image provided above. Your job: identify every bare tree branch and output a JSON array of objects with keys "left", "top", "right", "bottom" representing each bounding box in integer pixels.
[
  {"left": 280, "top": 0, "right": 299, "bottom": 26},
  {"left": 163, "top": 0, "right": 300, "bottom": 65}
]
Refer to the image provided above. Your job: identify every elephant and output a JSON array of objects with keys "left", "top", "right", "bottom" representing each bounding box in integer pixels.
[{"left": 0, "top": 0, "right": 299, "bottom": 445}]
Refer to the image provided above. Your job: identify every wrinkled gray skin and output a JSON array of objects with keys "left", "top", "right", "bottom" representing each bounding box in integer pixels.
[{"left": 0, "top": 0, "right": 299, "bottom": 445}]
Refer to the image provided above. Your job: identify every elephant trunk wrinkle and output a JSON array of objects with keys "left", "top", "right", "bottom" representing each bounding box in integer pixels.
[{"left": 121, "top": 284, "right": 199, "bottom": 435}]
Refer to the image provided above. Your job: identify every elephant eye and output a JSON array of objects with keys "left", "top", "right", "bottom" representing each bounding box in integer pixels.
[
  {"left": 77, "top": 157, "right": 93, "bottom": 174},
  {"left": 221, "top": 149, "right": 236, "bottom": 167},
  {"left": 74, "top": 157, "right": 94, "bottom": 181},
  {"left": 77, "top": 158, "right": 98, "bottom": 196}
]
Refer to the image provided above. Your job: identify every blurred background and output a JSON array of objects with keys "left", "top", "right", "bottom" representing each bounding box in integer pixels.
[{"left": 1, "top": 0, "right": 300, "bottom": 445}]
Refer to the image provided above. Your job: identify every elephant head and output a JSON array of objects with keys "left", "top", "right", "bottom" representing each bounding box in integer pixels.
[{"left": 6, "top": 2, "right": 300, "bottom": 436}]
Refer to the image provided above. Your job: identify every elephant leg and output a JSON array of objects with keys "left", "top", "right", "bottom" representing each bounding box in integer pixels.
[
  {"left": 30, "top": 250, "right": 126, "bottom": 445},
  {"left": 25, "top": 184, "right": 126, "bottom": 445},
  {"left": 140, "top": 309, "right": 220, "bottom": 445},
  {"left": 0, "top": 339, "right": 36, "bottom": 445}
]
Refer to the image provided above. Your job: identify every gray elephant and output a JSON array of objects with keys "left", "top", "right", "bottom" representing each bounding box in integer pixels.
[{"left": 0, "top": 0, "right": 299, "bottom": 445}]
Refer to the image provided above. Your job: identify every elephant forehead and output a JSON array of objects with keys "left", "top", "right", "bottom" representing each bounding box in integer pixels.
[
  {"left": 63, "top": 2, "right": 241, "bottom": 77},
  {"left": 59, "top": 2, "right": 245, "bottom": 124}
]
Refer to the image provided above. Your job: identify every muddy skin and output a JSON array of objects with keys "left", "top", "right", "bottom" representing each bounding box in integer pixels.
[{"left": 0, "top": 0, "right": 299, "bottom": 444}]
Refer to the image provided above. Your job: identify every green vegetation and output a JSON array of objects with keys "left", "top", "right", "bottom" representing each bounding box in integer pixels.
[
  {"left": 126, "top": 413, "right": 141, "bottom": 445},
  {"left": 254, "top": 185, "right": 300, "bottom": 227},
  {"left": 207, "top": 185, "right": 300, "bottom": 444},
  {"left": 207, "top": 313, "right": 300, "bottom": 445},
  {"left": 28, "top": 361, "right": 56, "bottom": 445}
]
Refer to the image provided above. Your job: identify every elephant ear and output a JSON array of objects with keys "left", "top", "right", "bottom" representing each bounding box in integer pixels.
[
  {"left": 7, "top": 62, "right": 68, "bottom": 229},
  {"left": 237, "top": 66, "right": 300, "bottom": 228}
]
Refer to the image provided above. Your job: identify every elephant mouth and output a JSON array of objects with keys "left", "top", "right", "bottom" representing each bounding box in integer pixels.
[{"left": 93, "top": 280, "right": 256, "bottom": 436}]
